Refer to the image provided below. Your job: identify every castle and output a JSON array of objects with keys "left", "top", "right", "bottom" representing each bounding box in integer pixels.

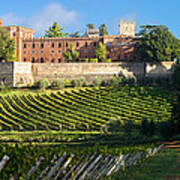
[{"left": 0, "top": 19, "right": 136, "bottom": 63}]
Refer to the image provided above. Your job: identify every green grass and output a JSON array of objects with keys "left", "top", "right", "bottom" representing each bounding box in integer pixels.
[{"left": 103, "top": 149, "right": 180, "bottom": 180}]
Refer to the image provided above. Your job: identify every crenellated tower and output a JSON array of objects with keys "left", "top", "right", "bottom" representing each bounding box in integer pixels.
[{"left": 120, "top": 20, "right": 136, "bottom": 37}]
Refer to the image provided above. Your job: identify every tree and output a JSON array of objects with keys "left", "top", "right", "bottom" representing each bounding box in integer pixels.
[
  {"left": 69, "top": 31, "right": 81, "bottom": 37},
  {"left": 0, "top": 27, "right": 16, "bottom": 62},
  {"left": 99, "top": 24, "right": 108, "bottom": 36},
  {"left": 63, "top": 43, "right": 79, "bottom": 62},
  {"left": 95, "top": 42, "right": 107, "bottom": 61},
  {"left": 87, "top": 24, "right": 95, "bottom": 30},
  {"left": 45, "top": 22, "right": 68, "bottom": 37},
  {"left": 134, "top": 25, "right": 180, "bottom": 62}
]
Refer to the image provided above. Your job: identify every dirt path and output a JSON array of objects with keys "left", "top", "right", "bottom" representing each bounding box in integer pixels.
[{"left": 162, "top": 140, "right": 180, "bottom": 180}]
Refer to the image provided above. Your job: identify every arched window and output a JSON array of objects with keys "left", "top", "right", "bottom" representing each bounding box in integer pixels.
[
  {"left": 32, "top": 57, "right": 35, "bottom": 63},
  {"left": 24, "top": 58, "right": 26, "bottom": 62},
  {"left": 51, "top": 59, "right": 55, "bottom": 63},
  {"left": 58, "top": 58, "right": 61, "bottom": 63},
  {"left": 32, "top": 43, "right": 35, "bottom": 48},
  {"left": 24, "top": 44, "right": 26, "bottom": 48},
  {"left": 58, "top": 43, "right": 61, "bottom": 48},
  {"left": 76, "top": 42, "right": 79, "bottom": 47},
  {"left": 40, "top": 58, "right": 44, "bottom": 63},
  {"left": 85, "top": 42, "right": 88, "bottom": 47},
  {"left": 118, "top": 54, "right": 121, "bottom": 60},
  {"left": 66, "top": 42, "right": 68, "bottom": 47},
  {"left": 94, "top": 42, "right": 96, "bottom": 47}
]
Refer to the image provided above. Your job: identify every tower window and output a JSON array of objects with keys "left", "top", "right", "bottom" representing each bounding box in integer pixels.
[
  {"left": 40, "top": 58, "right": 44, "bottom": 63},
  {"left": 32, "top": 43, "right": 35, "bottom": 48},
  {"left": 51, "top": 50, "right": 54, "bottom": 54},
  {"left": 58, "top": 43, "right": 61, "bottom": 48},
  {"left": 51, "top": 59, "right": 55, "bottom": 63},
  {"left": 58, "top": 58, "right": 61, "bottom": 63},
  {"left": 41, "top": 43, "right": 44, "bottom": 48},
  {"left": 24, "top": 58, "right": 26, "bottom": 62},
  {"left": 93, "top": 42, "right": 96, "bottom": 47},
  {"left": 66, "top": 42, "right": 68, "bottom": 47},
  {"left": 32, "top": 57, "right": 35, "bottom": 63},
  {"left": 76, "top": 42, "right": 79, "bottom": 47},
  {"left": 51, "top": 43, "right": 54, "bottom": 48},
  {"left": 24, "top": 44, "right": 26, "bottom": 48},
  {"left": 85, "top": 42, "right": 88, "bottom": 47}
]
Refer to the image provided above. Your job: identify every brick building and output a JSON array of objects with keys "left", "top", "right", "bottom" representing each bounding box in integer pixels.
[{"left": 0, "top": 19, "right": 137, "bottom": 63}]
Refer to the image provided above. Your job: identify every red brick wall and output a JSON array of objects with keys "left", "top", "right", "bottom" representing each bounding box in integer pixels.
[{"left": 22, "top": 35, "right": 135, "bottom": 63}]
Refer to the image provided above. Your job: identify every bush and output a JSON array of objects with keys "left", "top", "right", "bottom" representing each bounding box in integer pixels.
[
  {"left": 105, "top": 77, "right": 120, "bottom": 87},
  {"left": 34, "top": 79, "right": 49, "bottom": 90},
  {"left": 0, "top": 82, "right": 11, "bottom": 92},
  {"left": 51, "top": 79, "right": 65, "bottom": 89},
  {"left": 101, "top": 58, "right": 111, "bottom": 63},
  {"left": 92, "top": 76, "right": 102, "bottom": 87},
  {"left": 90, "top": 58, "right": 98, "bottom": 63},
  {"left": 159, "top": 121, "right": 173, "bottom": 139},
  {"left": 81, "top": 58, "right": 89, "bottom": 63},
  {"left": 140, "top": 117, "right": 150, "bottom": 136},
  {"left": 71, "top": 77, "right": 86, "bottom": 87}
]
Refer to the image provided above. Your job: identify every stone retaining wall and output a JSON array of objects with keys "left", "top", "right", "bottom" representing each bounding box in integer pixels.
[{"left": 0, "top": 62, "right": 175, "bottom": 87}]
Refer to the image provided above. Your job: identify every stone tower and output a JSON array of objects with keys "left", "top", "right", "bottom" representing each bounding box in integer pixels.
[{"left": 120, "top": 20, "right": 136, "bottom": 37}]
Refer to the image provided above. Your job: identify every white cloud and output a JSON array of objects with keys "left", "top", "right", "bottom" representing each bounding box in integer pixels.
[
  {"left": 1, "top": 3, "right": 80, "bottom": 36},
  {"left": 26, "top": 3, "right": 79, "bottom": 36},
  {"left": 1, "top": 12, "right": 24, "bottom": 26}
]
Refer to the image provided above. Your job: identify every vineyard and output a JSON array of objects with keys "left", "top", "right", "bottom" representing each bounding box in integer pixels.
[{"left": 0, "top": 86, "right": 174, "bottom": 132}]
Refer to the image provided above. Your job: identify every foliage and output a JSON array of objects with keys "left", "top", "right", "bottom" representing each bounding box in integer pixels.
[
  {"left": 105, "top": 77, "right": 120, "bottom": 87},
  {"left": 173, "top": 63, "right": 180, "bottom": 89},
  {"left": 51, "top": 79, "right": 65, "bottom": 89},
  {"left": 34, "top": 79, "right": 49, "bottom": 90},
  {"left": 87, "top": 24, "right": 95, "bottom": 30},
  {"left": 158, "top": 121, "right": 173, "bottom": 139},
  {"left": 134, "top": 25, "right": 180, "bottom": 61},
  {"left": 0, "top": 82, "right": 11, "bottom": 92},
  {"left": 71, "top": 77, "right": 86, "bottom": 87},
  {"left": 63, "top": 43, "right": 79, "bottom": 62},
  {"left": 81, "top": 58, "right": 89, "bottom": 63},
  {"left": 0, "top": 27, "right": 16, "bottom": 62},
  {"left": 89, "top": 58, "right": 98, "bottom": 63},
  {"left": 69, "top": 31, "right": 81, "bottom": 37},
  {"left": 92, "top": 76, "right": 102, "bottom": 87},
  {"left": 101, "top": 58, "right": 111, "bottom": 63},
  {"left": 95, "top": 42, "right": 107, "bottom": 61},
  {"left": 45, "top": 22, "right": 68, "bottom": 37},
  {"left": 99, "top": 24, "right": 108, "bottom": 36}
]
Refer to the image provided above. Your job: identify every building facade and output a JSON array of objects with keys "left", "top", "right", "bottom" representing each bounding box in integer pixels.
[{"left": 0, "top": 19, "right": 137, "bottom": 63}]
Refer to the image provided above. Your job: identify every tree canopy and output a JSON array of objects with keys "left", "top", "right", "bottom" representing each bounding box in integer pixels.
[
  {"left": 95, "top": 42, "right": 107, "bottom": 61},
  {"left": 134, "top": 25, "right": 180, "bottom": 62},
  {"left": 63, "top": 43, "right": 79, "bottom": 62},
  {"left": 45, "top": 22, "right": 68, "bottom": 37},
  {"left": 87, "top": 24, "right": 95, "bottom": 30},
  {"left": 0, "top": 27, "right": 16, "bottom": 62},
  {"left": 99, "top": 24, "right": 108, "bottom": 36}
]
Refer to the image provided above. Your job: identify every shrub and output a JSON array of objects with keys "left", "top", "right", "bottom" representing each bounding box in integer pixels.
[
  {"left": 105, "top": 77, "right": 120, "bottom": 87},
  {"left": 92, "top": 76, "right": 102, "bottom": 87},
  {"left": 159, "top": 121, "right": 173, "bottom": 139},
  {"left": 81, "top": 58, "right": 89, "bottom": 63},
  {"left": 140, "top": 117, "right": 150, "bottom": 136},
  {"left": 0, "top": 82, "right": 11, "bottom": 92},
  {"left": 51, "top": 79, "right": 65, "bottom": 89},
  {"left": 90, "top": 58, "right": 98, "bottom": 63},
  {"left": 101, "top": 58, "right": 111, "bottom": 63},
  {"left": 71, "top": 77, "right": 86, "bottom": 87},
  {"left": 34, "top": 79, "right": 49, "bottom": 90}
]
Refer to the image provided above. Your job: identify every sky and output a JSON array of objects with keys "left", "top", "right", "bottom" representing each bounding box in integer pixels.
[{"left": 0, "top": 0, "right": 179, "bottom": 38}]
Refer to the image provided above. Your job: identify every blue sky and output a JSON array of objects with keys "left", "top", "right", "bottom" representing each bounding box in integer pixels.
[{"left": 0, "top": 0, "right": 179, "bottom": 38}]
